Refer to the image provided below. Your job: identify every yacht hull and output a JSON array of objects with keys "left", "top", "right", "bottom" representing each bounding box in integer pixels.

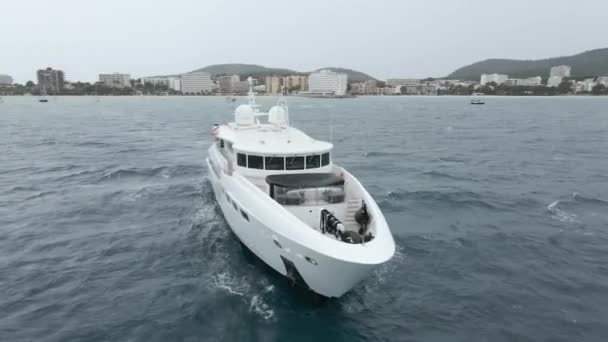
[{"left": 206, "top": 158, "right": 381, "bottom": 298}]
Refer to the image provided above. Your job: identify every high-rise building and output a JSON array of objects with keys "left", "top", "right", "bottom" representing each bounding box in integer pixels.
[
  {"left": 307, "top": 70, "right": 348, "bottom": 95},
  {"left": 550, "top": 65, "right": 571, "bottom": 78},
  {"left": 265, "top": 76, "right": 282, "bottom": 94},
  {"left": 217, "top": 75, "right": 240, "bottom": 94},
  {"left": 142, "top": 77, "right": 169, "bottom": 87},
  {"left": 37, "top": 67, "right": 65, "bottom": 94},
  {"left": 167, "top": 77, "right": 181, "bottom": 92},
  {"left": 0, "top": 74, "right": 13, "bottom": 86},
  {"left": 281, "top": 75, "right": 308, "bottom": 93},
  {"left": 99, "top": 73, "right": 131, "bottom": 88},
  {"left": 480, "top": 73, "right": 508, "bottom": 85},
  {"left": 181, "top": 72, "right": 212, "bottom": 94}
]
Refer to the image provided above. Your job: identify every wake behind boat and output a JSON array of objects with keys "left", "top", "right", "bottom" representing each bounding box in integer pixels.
[{"left": 206, "top": 78, "right": 395, "bottom": 298}]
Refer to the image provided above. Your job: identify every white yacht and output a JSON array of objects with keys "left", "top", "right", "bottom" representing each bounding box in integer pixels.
[{"left": 206, "top": 79, "right": 395, "bottom": 298}]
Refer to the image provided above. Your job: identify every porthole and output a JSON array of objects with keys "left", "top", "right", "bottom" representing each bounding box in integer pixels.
[
  {"left": 273, "top": 239, "right": 282, "bottom": 249},
  {"left": 305, "top": 256, "right": 318, "bottom": 265}
]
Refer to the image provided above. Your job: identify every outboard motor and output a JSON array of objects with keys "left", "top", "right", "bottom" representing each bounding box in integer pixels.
[{"left": 354, "top": 201, "right": 370, "bottom": 235}]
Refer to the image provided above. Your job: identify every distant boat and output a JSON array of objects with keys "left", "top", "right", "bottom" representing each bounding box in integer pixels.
[
  {"left": 39, "top": 85, "right": 49, "bottom": 103},
  {"left": 226, "top": 96, "right": 237, "bottom": 102},
  {"left": 470, "top": 93, "right": 485, "bottom": 105}
]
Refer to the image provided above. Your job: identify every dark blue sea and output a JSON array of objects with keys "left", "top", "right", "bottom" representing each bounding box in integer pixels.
[{"left": 1, "top": 96, "right": 608, "bottom": 342}]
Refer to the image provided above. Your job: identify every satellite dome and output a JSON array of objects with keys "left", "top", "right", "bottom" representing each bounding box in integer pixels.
[
  {"left": 235, "top": 105, "right": 255, "bottom": 126},
  {"left": 268, "top": 105, "right": 288, "bottom": 127}
]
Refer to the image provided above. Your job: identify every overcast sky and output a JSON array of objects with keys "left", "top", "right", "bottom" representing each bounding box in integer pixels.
[{"left": 2, "top": 0, "right": 607, "bottom": 83}]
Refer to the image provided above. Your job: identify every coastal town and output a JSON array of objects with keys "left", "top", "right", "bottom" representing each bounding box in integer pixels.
[{"left": 1, "top": 64, "right": 607, "bottom": 97}]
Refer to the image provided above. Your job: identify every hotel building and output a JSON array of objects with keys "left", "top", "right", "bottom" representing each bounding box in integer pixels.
[
  {"left": 307, "top": 70, "right": 348, "bottom": 95},
  {"left": 99, "top": 73, "right": 131, "bottom": 88}
]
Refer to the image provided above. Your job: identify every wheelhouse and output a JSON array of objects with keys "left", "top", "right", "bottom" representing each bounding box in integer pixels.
[{"left": 235, "top": 151, "right": 331, "bottom": 171}]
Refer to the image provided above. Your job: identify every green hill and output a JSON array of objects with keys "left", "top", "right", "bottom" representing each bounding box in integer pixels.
[
  {"left": 448, "top": 48, "right": 608, "bottom": 80},
  {"left": 153, "top": 63, "right": 377, "bottom": 82},
  {"left": 192, "top": 64, "right": 300, "bottom": 78},
  {"left": 311, "top": 67, "right": 377, "bottom": 82}
]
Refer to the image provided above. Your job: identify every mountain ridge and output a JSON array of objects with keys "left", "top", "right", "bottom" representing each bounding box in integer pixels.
[
  {"left": 448, "top": 48, "right": 608, "bottom": 80},
  {"left": 152, "top": 64, "right": 377, "bottom": 82}
]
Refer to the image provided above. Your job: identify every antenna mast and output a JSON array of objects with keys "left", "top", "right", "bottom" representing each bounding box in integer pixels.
[{"left": 247, "top": 77, "right": 256, "bottom": 109}]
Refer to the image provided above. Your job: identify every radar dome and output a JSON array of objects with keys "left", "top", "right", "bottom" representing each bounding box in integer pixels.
[
  {"left": 235, "top": 105, "right": 255, "bottom": 126},
  {"left": 268, "top": 105, "right": 288, "bottom": 127}
]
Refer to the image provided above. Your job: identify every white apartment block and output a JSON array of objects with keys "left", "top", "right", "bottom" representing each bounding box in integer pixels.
[
  {"left": 597, "top": 76, "right": 608, "bottom": 87},
  {"left": 142, "top": 77, "right": 169, "bottom": 86},
  {"left": 142, "top": 76, "right": 182, "bottom": 91},
  {"left": 99, "top": 73, "right": 131, "bottom": 88},
  {"left": 217, "top": 75, "right": 240, "bottom": 94},
  {"left": 547, "top": 76, "right": 563, "bottom": 87},
  {"left": 282, "top": 75, "right": 308, "bottom": 92},
  {"left": 505, "top": 76, "right": 542, "bottom": 87},
  {"left": 0, "top": 74, "right": 13, "bottom": 85},
  {"left": 181, "top": 72, "right": 212, "bottom": 94},
  {"left": 480, "top": 73, "right": 508, "bottom": 85},
  {"left": 167, "top": 77, "right": 181, "bottom": 92},
  {"left": 308, "top": 70, "right": 348, "bottom": 95},
  {"left": 550, "top": 65, "right": 571, "bottom": 78},
  {"left": 265, "top": 76, "right": 282, "bottom": 95}
]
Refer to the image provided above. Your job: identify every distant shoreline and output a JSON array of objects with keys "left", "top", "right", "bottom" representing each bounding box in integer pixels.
[{"left": 2, "top": 94, "right": 607, "bottom": 98}]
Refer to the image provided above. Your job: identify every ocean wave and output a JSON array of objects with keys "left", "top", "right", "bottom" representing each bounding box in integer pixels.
[
  {"left": 378, "top": 189, "right": 496, "bottom": 212},
  {"left": 74, "top": 141, "right": 114, "bottom": 148},
  {"left": 212, "top": 272, "right": 276, "bottom": 321},
  {"left": 25, "top": 190, "right": 58, "bottom": 200},
  {"left": 547, "top": 200, "right": 579, "bottom": 223},
  {"left": 363, "top": 151, "right": 410, "bottom": 158},
  {"left": 421, "top": 170, "right": 477, "bottom": 182},
  {"left": 547, "top": 193, "right": 608, "bottom": 224},
  {"left": 96, "top": 164, "right": 201, "bottom": 183}
]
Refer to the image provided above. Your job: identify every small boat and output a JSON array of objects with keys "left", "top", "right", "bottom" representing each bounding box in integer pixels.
[
  {"left": 226, "top": 96, "right": 237, "bottom": 102},
  {"left": 207, "top": 78, "right": 395, "bottom": 298},
  {"left": 39, "top": 98, "right": 49, "bottom": 103},
  {"left": 470, "top": 93, "right": 485, "bottom": 105}
]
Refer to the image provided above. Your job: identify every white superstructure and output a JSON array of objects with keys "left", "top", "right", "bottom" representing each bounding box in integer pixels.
[
  {"left": 206, "top": 79, "right": 395, "bottom": 298},
  {"left": 307, "top": 70, "right": 348, "bottom": 96}
]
